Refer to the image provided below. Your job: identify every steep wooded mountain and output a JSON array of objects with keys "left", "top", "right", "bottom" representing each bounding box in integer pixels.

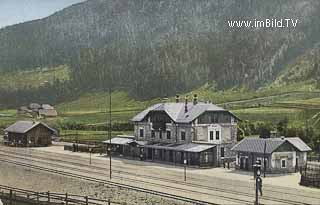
[{"left": 0, "top": 0, "right": 320, "bottom": 99}]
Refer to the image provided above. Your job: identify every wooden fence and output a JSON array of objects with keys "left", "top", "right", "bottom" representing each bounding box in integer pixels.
[
  {"left": 307, "top": 155, "right": 320, "bottom": 163},
  {"left": 0, "top": 185, "right": 119, "bottom": 205},
  {"left": 300, "top": 162, "right": 320, "bottom": 188}
]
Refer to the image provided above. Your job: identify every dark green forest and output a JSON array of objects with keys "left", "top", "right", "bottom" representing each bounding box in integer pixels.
[{"left": 0, "top": 0, "right": 320, "bottom": 107}]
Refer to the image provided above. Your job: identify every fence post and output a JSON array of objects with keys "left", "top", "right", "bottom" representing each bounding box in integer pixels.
[
  {"left": 36, "top": 192, "right": 39, "bottom": 204},
  {"left": 9, "top": 189, "right": 12, "bottom": 205},
  {"left": 108, "top": 199, "right": 111, "bottom": 205},
  {"left": 65, "top": 193, "right": 68, "bottom": 205},
  {"left": 47, "top": 191, "right": 50, "bottom": 202},
  {"left": 85, "top": 196, "right": 88, "bottom": 205}
]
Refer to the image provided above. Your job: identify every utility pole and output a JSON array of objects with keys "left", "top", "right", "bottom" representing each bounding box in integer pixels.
[
  {"left": 263, "top": 140, "right": 266, "bottom": 178},
  {"left": 109, "top": 86, "right": 112, "bottom": 179}
]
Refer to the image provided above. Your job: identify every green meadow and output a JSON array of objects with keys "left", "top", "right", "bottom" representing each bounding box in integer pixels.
[{"left": 0, "top": 68, "right": 319, "bottom": 142}]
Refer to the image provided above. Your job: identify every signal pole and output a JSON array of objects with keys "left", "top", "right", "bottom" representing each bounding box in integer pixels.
[{"left": 109, "top": 86, "right": 112, "bottom": 180}]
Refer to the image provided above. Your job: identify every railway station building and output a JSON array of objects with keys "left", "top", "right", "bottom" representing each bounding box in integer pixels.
[{"left": 104, "top": 95, "right": 240, "bottom": 167}]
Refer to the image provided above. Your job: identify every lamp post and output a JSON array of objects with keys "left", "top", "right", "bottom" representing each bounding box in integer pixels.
[
  {"left": 89, "top": 147, "right": 92, "bottom": 165},
  {"left": 184, "top": 159, "right": 187, "bottom": 181},
  {"left": 254, "top": 161, "right": 263, "bottom": 205},
  {"left": 263, "top": 140, "right": 266, "bottom": 178},
  {"left": 317, "top": 139, "right": 320, "bottom": 162},
  {"left": 105, "top": 85, "right": 125, "bottom": 179}
]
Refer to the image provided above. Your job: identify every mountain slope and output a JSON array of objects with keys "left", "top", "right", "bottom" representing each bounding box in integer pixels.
[
  {"left": 0, "top": 0, "right": 320, "bottom": 99},
  {"left": 0, "top": 0, "right": 85, "bottom": 28}
]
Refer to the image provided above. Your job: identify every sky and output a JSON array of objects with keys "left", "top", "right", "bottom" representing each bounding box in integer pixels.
[{"left": 0, "top": 0, "right": 85, "bottom": 28}]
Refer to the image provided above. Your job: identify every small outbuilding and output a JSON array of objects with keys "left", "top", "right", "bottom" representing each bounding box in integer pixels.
[
  {"left": 4, "top": 121, "right": 56, "bottom": 147},
  {"left": 38, "top": 109, "right": 58, "bottom": 117},
  {"left": 41, "top": 104, "right": 54, "bottom": 110},
  {"left": 231, "top": 137, "right": 312, "bottom": 173},
  {"left": 29, "top": 103, "right": 41, "bottom": 110}
]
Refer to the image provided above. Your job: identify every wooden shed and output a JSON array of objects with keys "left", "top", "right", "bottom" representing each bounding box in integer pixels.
[{"left": 4, "top": 121, "right": 56, "bottom": 147}]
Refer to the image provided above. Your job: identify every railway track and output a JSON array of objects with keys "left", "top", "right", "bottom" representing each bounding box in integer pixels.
[
  {"left": 0, "top": 157, "right": 240, "bottom": 205},
  {"left": 0, "top": 149, "right": 318, "bottom": 204},
  {"left": 0, "top": 152, "right": 310, "bottom": 205},
  {"left": 1, "top": 148, "right": 320, "bottom": 202}
]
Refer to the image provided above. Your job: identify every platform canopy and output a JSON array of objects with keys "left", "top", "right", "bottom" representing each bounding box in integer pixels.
[
  {"left": 102, "top": 137, "right": 134, "bottom": 145},
  {"left": 144, "top": 142, "right": 215, "bottom": 153}
]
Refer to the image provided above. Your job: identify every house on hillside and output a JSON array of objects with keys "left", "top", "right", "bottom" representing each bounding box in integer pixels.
[
  {"left": 29, "top": 103, "right": 41, "bottom": 111},
  {"left": 17, "top": 103, "right": 58, "bottom": 118},
  {"left": 38, "top": 108, "right": 58, "bottom": 118},
  {"left": 3, "top": 121, "right": 57, "bottom": 147},
  {"left": 38, "top": 104, "right": 58, "bottom": 118},
  {"left": 104, "top": 95, "right": 240, "bottom": 167},
  {"left": 231, "top": 137, "right": 312, "bottom": 173},
  {"left": 41, "top": 104, "right": 54, "bottom": 110}
]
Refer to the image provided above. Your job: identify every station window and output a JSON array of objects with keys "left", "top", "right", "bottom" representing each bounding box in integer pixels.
[
  {"left": 210, "top": 131, "right": 214, "bottom": 141},
  {"left": 281, "top": 159, "right": 286, "bottom": 168},
  {"left": 221, "top": 147, "right": 225, "bottom": 158},
  {"left": 216, "top": 131, "right": 220, "bottom": 140},
  {"left": 159, "top": 130, "right": 162, "bottom": 139},
  {"left": 167, "top": 130, "right": 171, "bottom": 139},
  {"left": 181, "top": 131, "right": 186, "bottom": 141},
  {"left": 151, "top": 130, "right": 155, "bottom": 138},
  {"left": 139, "top": 128, "right": 144, "bottom": 138}
]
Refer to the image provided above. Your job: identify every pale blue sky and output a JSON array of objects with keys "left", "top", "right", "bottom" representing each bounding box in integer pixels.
[{"left": 0, "top": 0, "right": 85, "bottom": 28}]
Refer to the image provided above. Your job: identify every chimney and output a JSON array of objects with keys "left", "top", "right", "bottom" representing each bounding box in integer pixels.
[
  {"left": 185, "top": 96, "right": 188, "bottom": 113},
  {"left": 193, "top": 94, "right": 198, "bottom": 105},
  {"left": 175, "top": 95, "right": 180, "bottom": 103}
]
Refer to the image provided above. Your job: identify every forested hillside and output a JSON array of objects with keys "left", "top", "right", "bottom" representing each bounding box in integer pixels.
[{"left": 0, "top": 0, "right": 320, "bottom": 104}]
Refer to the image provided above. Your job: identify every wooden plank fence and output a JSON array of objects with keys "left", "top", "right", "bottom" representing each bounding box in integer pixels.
[
  {"left": 300, "top": 162, "right": 320, "bottom": 188},
  {"left": 0, "top": 185, "right": 119, "bottom": 205}
]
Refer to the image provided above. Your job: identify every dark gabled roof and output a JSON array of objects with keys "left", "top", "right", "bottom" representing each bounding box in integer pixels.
[
  {"left": 231, "top": 138, "right": 285, "bottom": 154},
  {"left": 231, "top": 137, "right": 312, "bottom": 154},
  {"left": 286, "top": 137, "right": 312, "bottom": 152},
  {"left": 131, "top": 102, "right": 240, "bottom": 123},
  {"left": 4, "top": 121, "right": 56, "bottom": 134}
]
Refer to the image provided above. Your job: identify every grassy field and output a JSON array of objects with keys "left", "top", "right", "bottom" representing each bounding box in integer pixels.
[
  {"left": 1, "top": 82, "right": 320, "bottom": 141},
  {"left": 0, "top": 65, "right": 69, "bottom": 89},
  {"left": 56, "top": 91, "right": 159, "bottom": 125},
  {"left": 184, "top": 81, "right": 318, "bottom": 105},
  {"left": 233, "top": 107, "right": 304, "bottom": 122},
  {"left": 60, "top": 130, "right": 133, "bottom": 142}
]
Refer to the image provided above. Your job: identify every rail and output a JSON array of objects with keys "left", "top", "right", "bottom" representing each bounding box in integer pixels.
[{"left": 0, "top": 158, "right": 217, "bottom": 205}]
